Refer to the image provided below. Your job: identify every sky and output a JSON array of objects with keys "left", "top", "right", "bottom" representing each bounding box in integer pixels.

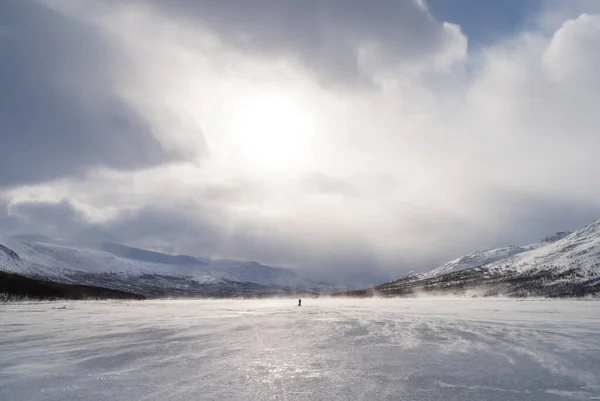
[
  {"left": 2, "top": 0, "right": 600, "bottom": 285},
  {"left": 428, "top": 0, "right": 542, "bottom": 47}
]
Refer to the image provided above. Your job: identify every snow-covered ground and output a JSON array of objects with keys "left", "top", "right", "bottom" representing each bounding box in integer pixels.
[{"left": 1, "top": 298, "right": 600, "bottom": 400}]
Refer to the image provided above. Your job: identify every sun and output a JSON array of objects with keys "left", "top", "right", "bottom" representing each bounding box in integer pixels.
[{"left": 223, "top": 90, "right": 316, "bottom": 171}]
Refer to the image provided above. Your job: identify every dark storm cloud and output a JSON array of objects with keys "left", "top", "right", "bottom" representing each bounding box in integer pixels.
[
  {"left": 101, "top": 205, "right": 224, "bottom": 252},
  {"left": 0, "top": 198, "right": 19, "bottom": 232},
  {"left": 5, "top": 198, "right": 91, "bottom": 239},
  {"left": 490, "top": 192, "right": 600, "bottom": 246},
  {"left": 3, "top": 198, "right": 225, "bottom": 253},
  {"left": 9, "top": 199, "right": 79, "bottom": 223},
  {"left": 113, "top": 0, "right": 454, "bottom": 85},
  {"left": 397, "top": 190, "right": 600, "bottom": 267},
  {"left": 0, "top": 1, "right": 183, "bottom": 188}
]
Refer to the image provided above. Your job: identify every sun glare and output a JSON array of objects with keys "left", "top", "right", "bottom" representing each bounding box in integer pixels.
[{"left": 223, "top": 91, "right": 316, "bottom": 171}]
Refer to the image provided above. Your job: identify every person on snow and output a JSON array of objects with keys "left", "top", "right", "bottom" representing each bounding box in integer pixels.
[{"left": 298, "top": 299, "right": 302, "bottom": 306}]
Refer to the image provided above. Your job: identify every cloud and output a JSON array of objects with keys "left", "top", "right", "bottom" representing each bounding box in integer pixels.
[
  {"left": 0, "top": 1, "right": 198, "bottom": 188},
  {"left": 2, "top": 1, "right": 600, "bottom": 285},
  {"left": 101, "top": 0, "right": 466, "bottom": 86}
]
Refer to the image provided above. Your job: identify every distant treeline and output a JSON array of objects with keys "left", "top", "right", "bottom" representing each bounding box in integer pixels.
[{"left": 0, "top": 271, "right": 145, "bottom": 301}]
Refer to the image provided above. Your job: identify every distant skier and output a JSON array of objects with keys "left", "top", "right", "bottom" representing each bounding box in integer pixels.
[{"left": 298, "top": 299, "right": 302, "bottom": 307}]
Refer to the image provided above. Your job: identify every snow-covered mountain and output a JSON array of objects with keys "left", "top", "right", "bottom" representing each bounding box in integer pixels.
[
  {"left": 417, "top": 231, "right": 572, "bottom": 280},
  {"left": 344, "top": 221, "right": 600, "bottom": 298},
  {"left": 486, "top": 223, "right": 600, "bottom": 278},
  {"left": 0, "top": 233, "right": 333, "bottom": 297}
]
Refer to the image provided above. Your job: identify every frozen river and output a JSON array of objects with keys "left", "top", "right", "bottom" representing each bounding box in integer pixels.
[{"left": 1, "top": 298, "right": 600, "bottom": 400}]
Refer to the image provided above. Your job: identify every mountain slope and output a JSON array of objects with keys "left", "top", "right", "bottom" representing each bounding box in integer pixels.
[
  {"left": 339, "top": 223, "right": 600, "bottom": 298},
  {"left": 0, "top": 233, "right": 326, "bottom": 297},
  {"left": 0, "top": 270, "right": 144, "bottom": 301},
  {"left": 417, "top": 231, "right": 572, "bottom": 280}
]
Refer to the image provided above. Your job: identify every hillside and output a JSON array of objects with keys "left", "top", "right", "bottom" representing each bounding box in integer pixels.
[
  {"left": 0, "top": 270, "right": 145, "bottom": 301},
  {"left": 0, "top": 233, "right": 329, "bottom": 298},
  {"left": 336, "top": 221, "right": 600, "bottom": 298}
]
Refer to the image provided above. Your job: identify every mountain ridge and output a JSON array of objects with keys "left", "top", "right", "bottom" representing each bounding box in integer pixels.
[
  {"left": 0, "top": 232, "right": 335, "bottom": 298},
  {"left": 336, "top": 221, "right": 599, "bottom": 298}
]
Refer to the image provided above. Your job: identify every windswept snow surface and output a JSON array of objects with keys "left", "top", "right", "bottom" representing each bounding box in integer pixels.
[{"left": 1, "top": 299, "right": 600, "bottom": 400}]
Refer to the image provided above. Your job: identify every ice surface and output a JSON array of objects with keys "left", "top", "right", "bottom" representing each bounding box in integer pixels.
[{"left": 1, "top": 298, "right": 600, "bottom": 400}]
